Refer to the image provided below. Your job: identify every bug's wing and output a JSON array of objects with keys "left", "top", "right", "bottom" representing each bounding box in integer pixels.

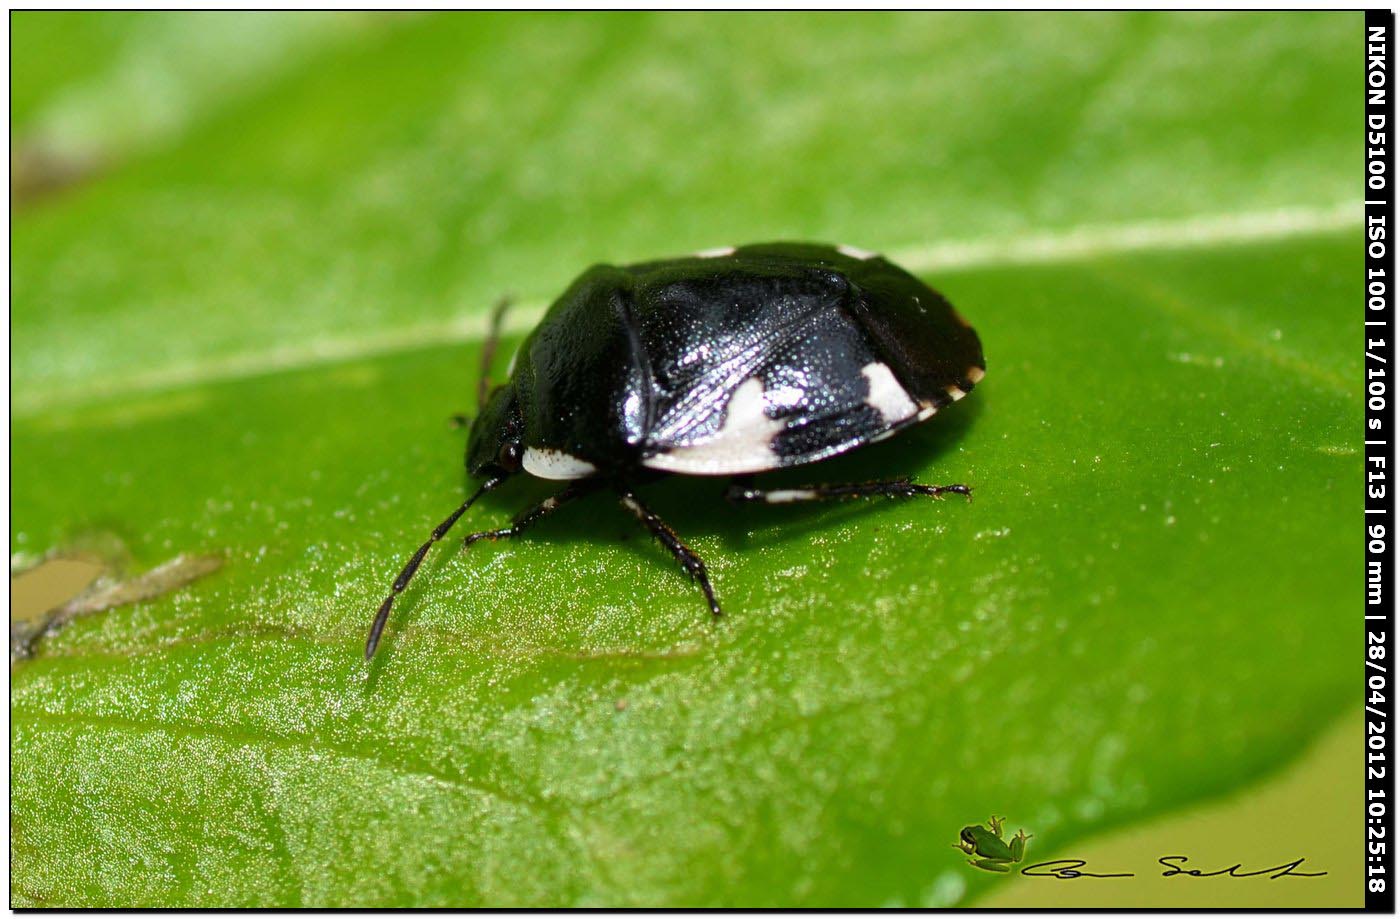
[
  {"left": 731, "top": 243, "right": 985, "bottom": 405},
  {"left": 830, "top": 247, "right": 986, "bottom": 407},
  {"left": 630, "top": 244, "right": 984, "bottom": 476},
  {"left": 629, "top": 254, "right": 923, "bottom": 475}
]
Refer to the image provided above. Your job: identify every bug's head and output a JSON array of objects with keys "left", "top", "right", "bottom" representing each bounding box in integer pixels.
[{"left": 466, "top": 385, "right": 524, "bottom": 477}]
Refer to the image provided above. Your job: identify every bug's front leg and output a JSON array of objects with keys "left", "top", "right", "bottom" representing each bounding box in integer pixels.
[
  {"left": 461, "top": 479, "right": 599, "bottom": 550},
  {"left": 724, "top": 477, "right": 971, "bottom": 504},
  {"left": 365, "top": 478, "right": 594, "bottom": 659}
]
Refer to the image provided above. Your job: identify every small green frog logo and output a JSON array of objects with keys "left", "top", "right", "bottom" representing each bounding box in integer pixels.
[{"left": 954, "top": 815, "right": 1032, "bottom": 873}]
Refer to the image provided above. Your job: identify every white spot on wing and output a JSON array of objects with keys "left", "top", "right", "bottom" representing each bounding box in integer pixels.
[
  {"left": 522, "top": 448, "right": 597, "bottom": 480},
  {"left": 643, "top": 377, "right": 786, "bottom": 475},
  {"left": 837, "top": 243, "right": 878, "bottom": 260},
  {"left": 861, "top": 362, "right": 918, "bottom": 424},
  {"left": 945, "top": 385, "right": 967, "bottom": 402},
  {"left": 966, "top": 366, "right": 986, "bottom": 384},
  {"left": 694, "top": 246, "right": 736, "bottom": 259},
  {"left": 917, "top": 403, "right": 938, "bottom": 421}
]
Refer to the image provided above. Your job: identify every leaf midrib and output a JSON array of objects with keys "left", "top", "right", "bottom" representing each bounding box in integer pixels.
[{"left": 13, "top": 202, "right": 1359, "bottom": 419}]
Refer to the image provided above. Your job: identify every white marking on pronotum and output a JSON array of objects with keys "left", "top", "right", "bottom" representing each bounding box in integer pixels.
[
  {"left": 860, "top": 362, "right": 918, "bottom": 424},
  {"left": 966, "top": 366, "right": 986, "bottom": 384},
  {"left": 643, "top": 376, "right": 786, "bottom": 474},
  {"left": 837, "top": 243, "right": 878, "bottom": 260},
  {"left": 759, "top": 489, "right": 818, "bottom": 504},
  {"left": 522, "top": 448, "right": 597, "bottom": 480},
  {"left": 694, "top": 246, "right": 737, "bottom": 259}
]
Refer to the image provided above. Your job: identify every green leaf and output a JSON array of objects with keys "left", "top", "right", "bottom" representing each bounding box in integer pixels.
[{"left": 12, "top": 11, "right": 1359, "bottom": 907}]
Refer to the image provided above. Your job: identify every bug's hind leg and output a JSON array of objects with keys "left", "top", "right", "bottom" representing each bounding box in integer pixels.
[
  {"left": 476, "top": 295, "right": 515, "bottom": 411},
  {"left": 724, "top": 477, "right": 971, "bottom": 504},
  {"left": 617, "top": 489, "right": 723, "bottom": 618}
]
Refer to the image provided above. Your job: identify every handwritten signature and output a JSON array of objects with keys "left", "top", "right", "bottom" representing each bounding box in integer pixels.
[{"left": 1020, "top": 856, "right": 1326, "bottom": 880}]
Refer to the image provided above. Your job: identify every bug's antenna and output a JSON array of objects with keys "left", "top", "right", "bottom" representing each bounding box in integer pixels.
[
  {"left": 365, "top": 475, "right": 505, "bottom": 660},
  {"left": 476, "top": 296, "right": 514, "bottom": 411}
]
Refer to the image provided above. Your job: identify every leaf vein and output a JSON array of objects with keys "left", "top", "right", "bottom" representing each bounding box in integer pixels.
[{"left": 13, "top": 202, "right": 1359, "bottom": 418}]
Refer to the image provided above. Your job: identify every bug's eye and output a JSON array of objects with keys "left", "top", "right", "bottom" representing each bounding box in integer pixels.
[{"left": 498, "top": 440, "right": 522, "bottom": 469}]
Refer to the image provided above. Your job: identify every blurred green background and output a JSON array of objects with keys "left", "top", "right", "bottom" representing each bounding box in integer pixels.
[{"left": 11, "top": 11, "right": 1361, "bottom": 907}]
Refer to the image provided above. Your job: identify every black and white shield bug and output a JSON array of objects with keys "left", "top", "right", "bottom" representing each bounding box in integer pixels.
[{"left": 365, "top": 241, "right": 985, "bottom": 658}]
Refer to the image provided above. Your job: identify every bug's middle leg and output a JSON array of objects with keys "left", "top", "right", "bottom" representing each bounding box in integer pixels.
[
  {"left": 724, "top": 476, "right": 971, "bottom": 505},
  {"left": 617, "top": 488, "right": 723, "bottom": 617}
]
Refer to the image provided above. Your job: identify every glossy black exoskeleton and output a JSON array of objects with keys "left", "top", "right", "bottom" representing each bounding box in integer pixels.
[{"left": 366, "top": 242, "right": 985, "bottom": 658}]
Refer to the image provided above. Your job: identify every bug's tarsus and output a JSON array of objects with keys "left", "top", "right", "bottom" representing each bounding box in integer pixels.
[
  {"left": 617, "top": 488, "right": 723, "bottom": 618},
  {"left": 723, "top": 477, "right": 972, "bottom": 504},
  {"left": 365, "top": 475, "right": 505, "bottom": 660},
  {"left": 476, "top": 295, "right": 515, "bottom": 411}
]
